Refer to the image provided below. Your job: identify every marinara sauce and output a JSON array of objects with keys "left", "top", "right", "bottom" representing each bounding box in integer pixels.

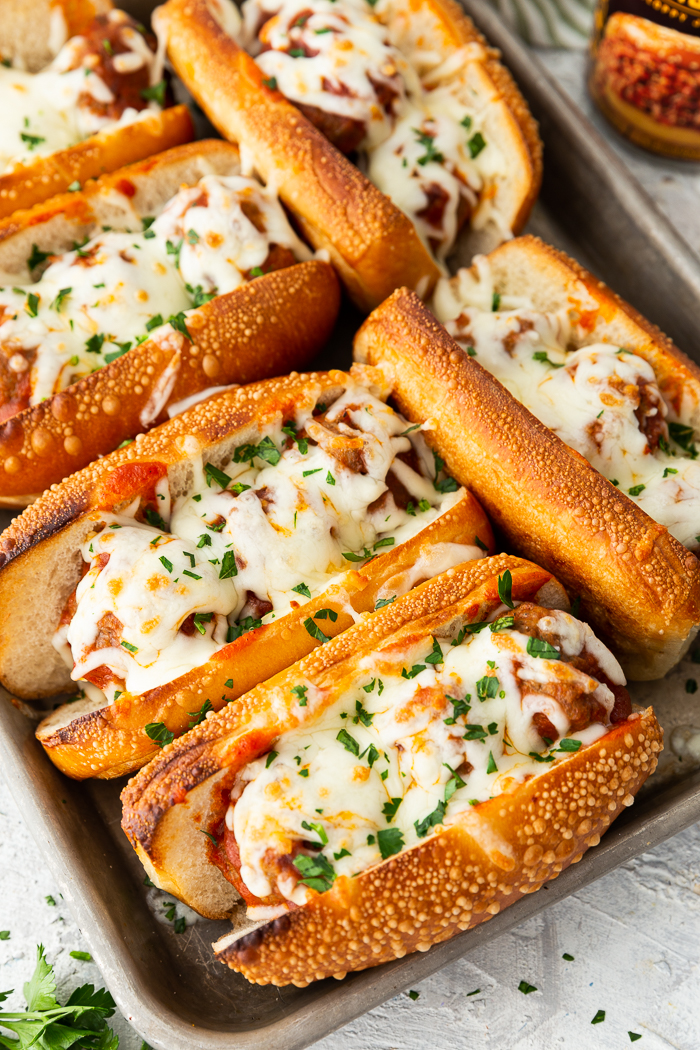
[{"left": 589, "top": 0, "right": 700, "bottom": 158}]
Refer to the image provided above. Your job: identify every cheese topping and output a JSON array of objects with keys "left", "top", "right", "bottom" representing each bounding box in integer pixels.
[
  {"left": 53, "top": 377, "right": 483, "bottom": 700},
  {"left": 237, "top": 0, "right": 503, "bottom": 264},
  {"left": 0, "top": 11, "right": 163, "bottom": 173},
  {"left": 0, "top": 173, "right": 309, "bottom": 406},
  {"left": 433, "top": 258, "right": 700, "bottom": 549},
  {"left": 228, "top": 604, "right": 622, "bottom": 910}
]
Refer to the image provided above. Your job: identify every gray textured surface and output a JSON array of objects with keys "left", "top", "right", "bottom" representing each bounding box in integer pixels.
[{"left": 2, "top": 49, "right": 700, "bottom": 1050}]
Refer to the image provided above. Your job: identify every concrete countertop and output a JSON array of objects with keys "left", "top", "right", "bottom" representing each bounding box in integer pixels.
[{"left": 2, "top": 47, "right": 700, "bottom": 1050}]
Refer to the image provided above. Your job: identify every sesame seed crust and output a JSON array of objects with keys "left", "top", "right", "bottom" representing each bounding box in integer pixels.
[
  {"left": 119, "top": 556, "right": 567, "bottom": 913},
  {"left": 0, "top": 106, "right": 194, "bottom": 220},
  {"left": 0, "top": 138, "right": 340, "bottom": 504},
  {"left": 215, "top": 708, "right": 661, "bottom": 986},
  {"left": 353, "top": 270, "right": 700, "bottom": 680},
  {"left": 158, "top": 0, "right": 443, "bottom": 311}
]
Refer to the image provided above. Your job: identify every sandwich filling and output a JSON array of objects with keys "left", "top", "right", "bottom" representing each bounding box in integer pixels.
[
  {"left": 433, "top": 257, "right": 700, "bottom": 549},
  {"left": 0, "top": 11, "right": 165, "bottom": 172},
  {"left": 0, "top": 171, "right": 309, "bottom": 415},
  {"left": 229, "top": 0, "right": 510, "bottom": 263},
  {"left": 216, "top": 598, "right": 630, "bottom": 919},
  {"left": 52, "top": 377, "right": 485, "bottom": 706}
]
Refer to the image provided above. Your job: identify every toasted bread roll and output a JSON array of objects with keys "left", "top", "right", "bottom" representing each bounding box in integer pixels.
[
  {"left": 0, "top": 5, "right": 194, "bottom": 217},
  {"left": 119, "top": 555, "right": 661, "bottom": 987},
  {"left": 354, "top": 256, "right": 700, "bottom": 679},
  {"left": 156, "top": 0, "right": 440, "bottom": 312},
  {"left": 158, "top": 0, "right": 541, "bottom": 272},
  {"left": 0, "top": 364, "right": 494, "bottom": 776},
  {"left": 0, "top": 139, "right": 340, "bottom": 504}
]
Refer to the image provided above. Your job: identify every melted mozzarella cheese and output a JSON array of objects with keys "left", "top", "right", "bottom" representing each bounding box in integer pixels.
[
  {"left": 0, "top": 174, "right": 306, "bottom": 404},
  {"left": 0, "top": 26, "right": 162, "bottom": 173},
  {"left": 230, "top": 606, "right": 620, "bottom": 908},
  {"left": 237, "top": 0, "right": 502, "bottom": 263},
  {"left": 54, "top": 378, "right": 480, "bottom": 700},
  {"left": 433, "top": 258, "right": 700, "bottom": 549}
]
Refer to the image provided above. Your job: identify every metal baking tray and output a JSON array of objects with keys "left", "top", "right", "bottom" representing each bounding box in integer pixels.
[{"left": 2, "top": 2, "right": 700, "bottom": 1046}]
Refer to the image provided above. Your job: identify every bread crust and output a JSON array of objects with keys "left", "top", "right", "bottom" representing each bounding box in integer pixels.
[
  {"left": 0, "top": 106, "right": 194, "bottom": 220},
  {"left": 0, "top": 0, "right": 113, "bottom": 73},
  {"left": 120, "top": 554, "right": 565, "bottom": 914},
  {"left": 36, "top": 488, "right": 493, "bottom": 778},
  {"left": 0, "top": 140, "right": 341, "bottom": 504},
  {"left": 354, "top": 264, "right": 700, "bottom": 680},
  {"left": 158, "top": 0, "right": 442, "bottom": 312},
  {"left": 215, "top": 708, "right": 660, "bottom": 985}
]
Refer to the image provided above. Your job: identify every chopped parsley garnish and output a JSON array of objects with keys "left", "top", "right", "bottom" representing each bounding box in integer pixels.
[
  {"left": 293, "top": 853, "right": 336, "bottom": 893},
  {"left": 183, "top": 569, "right": 202, "bottom": 580},
  {"left": 533, "top": 350, "right": 564, "bottom": 368},
  {"left": 121, "top": 640, "right": 138, "bottom": 653},
  {"left": 169, "top": 311, "right": 192, "bottom": 341},
  {"left": 69, "top": 951, "right": 91, "bottom": 962},
  {"left": 304, "top": 613, "right": 331, "bottom": 638},
  {"left": 628, "top": 483, "right": 645, "bottom": 496},
  {"left": 467, "top": 131, "right": 486, "bottom": 157},
  {"left": 315, "top": 608, "right": 338, "bottom": 622},
  {"left": 50, "top": 287, "right": 71, "bottom": 312},
  {"left": 219, "top": 550, "right": 238, "bottom": 579},
  {"left": 25, "top": 292, "right": 39, "bottom": 317},
  {"left": 249, "top": 266, "right": 264, "bottom": 277},
  {"left": 262, "top": 76, "right": 278, "bottom": 90},
  {"left": 402, "top": 664, "right": 426, "bottom": 679},
  {"left": 303, "top": 468, "right": 322, "bottom": 477},
  {"left": 197, "top": 533, "right": 212, "bottom": 548},
  {"left": 486, "top": 751, "right": 498, "bottom": 774},
  {"left": 326, "top": 471, "right": 336, "bottom": 485},
  {"left": 432, "top": 450, "right": 459, "bottom": 493},
  {"left": 362, "top": 744, "right": 380, "bottom": 768},
  {"left": 591, "top": 1010, "right": 606, "bottom": 1025},
  {"left": 529, "top": 751, "right": 555, "bottom": 763},
  {"left": 373, "top": 537, "right": 395, "bottom": 550},
  {"left": 293, "top": 582, "right": 312, "bottom": 598},
  {"left": 265, "top": 751, "right": 278, "bottom": 768},
  {"left": 497, "top": 569, "right": 514, "bottom": 609},
  {"left": 104, "top": 341, "right": 131, "bottom": 364},
  {"left": 377, "top": 827, "right": 404, "bottom": 859},
  {"left": 408, "top": 990, "right": 420, "bottom": 1001},
  {"left": 159, "top": 555, "right": 173, "bottom": 574},
  {"left": 382, "top": 797, "right": 402, "bottom": 822},
  {"left": 375, "top": 596, "right": 396, "bottom": 609},
  {"left": 20, "top": 131, "right": 46, "bottom": 149},
  {"left": 474, "top": 535, "right": 488, "bottom": 551},
  {"left": 334, "top": 847, "right": 351, "bottom": 860},
  {"left": 628, "top": 1033, "right": 642, "bottom": 1042},
  {"left": 490, "top": 615, "right": 515, "bottom": 632},
  {"left": 669, "top": 421, "right": 697, "bottom": 457},
  {"left": 204, "top": 462, "right": 232, "bottom": 489},
  {"left": 562, "top": 953, "right": 574, "bottom": 961},
  {"left": 342, "top": 547, "right": 374, "bottom": 562},
  {"left": 144, "top": 506, "right": 167, "bottom": 531},
  {"left": 301, "top": 820, "right": 328, "bottom": 845},
  {"left": 467, "top": 988, "right": 481, "bottom": 996},
  {"left": 425, "top": 636, "right": 444, "bottom": 666},
  {"left": 145, "top": 721, "right": 174, "bottom": 747},
  {"left": 188, "top": 698, "right": 213, "bottom": 727},
  {"left": 443, "top": 696, "right": 471, "bottom": 724},
  {"left": 337, "top": 728, "right": 360, "bottom": 755},
  {"left": 27, "top": 243, "right": 50, "bottom": 271},
  {"left": 476, "top": 675, "right": 499, "bottom": 700},
  {"left": 141, "top": 79, "right": 167, "bottom": 106},
  {"left": 463, "top": 724, "right": 488, "bottom": 741},
  {"left": 663, "top": 467, "right": 678, "bottom": 477},
  {"left": 557, "top": 738, "right": 582, "bottom": 752},
  {"left": 526, "top": 636, "right": 561, "bottom": 660},
  {"left": 518, "top": 981, "right": 537, "bottom": 995},
  {"left": 145, "top": 313, "right": 163, "bottom": 331},
  {"left": 353, "top": 700, "right": 374, "bottom": 727},
  {"left": 226, "top": 616, "right": 262, "bottom": 642},
  {"left": 193, "top": 612, "right": 213, "bottom": 635},
  {"left": 291, "top": 684, "right": 308, "bottom": 706},
  {"left": 233, "top": 436, "right": 281, "bottom": 466},
  {"left": 413, "top": 128, "right": 444, "bottom": 165},
  {"left": 400, "top": 423, "right": 421, "bottom": 436},
  {"left": 85, "top": 333, "right": 104, "bottom": 354},
  {"left": 185, "top": 282, "right": 217, "bottom": 307}
]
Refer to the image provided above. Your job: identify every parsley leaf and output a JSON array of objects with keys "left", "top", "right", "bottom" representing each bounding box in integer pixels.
[
  {"left": 293, "top": 853, "right": 336, "bottom": 893},
  {"left": 377, "top": 827, "right": 405, "bottom": 859},
  {"left": 145, "top": 721, "right": 174, "bottom": 748},
  {"left": 497, "top": 569, "right": 514, "bottom": 609},
  {"left": 382, "top": 797, "right": 402, "bottom": 822},
  {"left": 526, "top": 636, "right": 561, "bottom": 660},
  {"left": 293, "top": 582, "right": 311, "bottom": 598},
  {"left": 337, "top": 728, "right": 360, "bottom": 755}
]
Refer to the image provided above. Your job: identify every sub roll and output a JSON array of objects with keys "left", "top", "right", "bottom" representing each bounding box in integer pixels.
[
  {"left": 354, "top": 236, "right": 700, "bottom": 679},
  {"left": 0, "top": 364, "right": 494, "bottom": 778},
  {"left": 0, "top": 139, "right": 341, "bottom": 505},
  {"left": 155, "top": 0, "right": 541, "bottom": 307},
  {"left": 0, "top": 2, "right": 193, "bottom": 217},
  {"left": 119, "top": 554, "right": 662, "bottom": 986}
]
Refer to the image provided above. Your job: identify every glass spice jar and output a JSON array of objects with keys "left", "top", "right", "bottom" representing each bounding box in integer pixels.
[{"left": 589, "top": 0, "right": 700, "bottom": 159}]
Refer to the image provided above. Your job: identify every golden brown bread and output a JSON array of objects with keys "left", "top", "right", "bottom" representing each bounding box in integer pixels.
[
  {"left": 157, "top": 0, "right": 438, "bottom": 311},
  {"left": 156, "top": 0, "right": 541, "bottom": 294},
  {"left": 0, "top": 140, "right": 340, "bottom": 505},
  {"left": 353, "top": 259, "right": 700, "bottom": 680},
  {"left": 35, "top": 488, "right": 492, "bottom": 778},
  {"left": 0, "top": 106, "right": 194, "bottom": 220},
  {"left": 120, "top": 554, "right": 568, "bottom": 918},
  {"left": 215, "top": 709, "right": 660, "bottom": 985}
]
